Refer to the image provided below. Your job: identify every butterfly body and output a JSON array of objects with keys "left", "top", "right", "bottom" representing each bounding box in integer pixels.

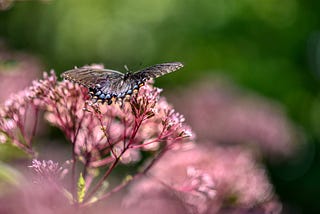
[{"left": 61, "top": 62, "right": 183, "bottom": 104}]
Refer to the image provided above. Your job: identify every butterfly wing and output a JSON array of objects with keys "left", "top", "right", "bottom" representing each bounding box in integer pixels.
[
  {"left": 61, "top": 66, "right": 124, "bottom": 89},
  {"left": 133, "top": 62, "right": 184, "bottom": 81},
  {"left": 61, "top": 62, "right": 184, "bottom": 104},
  {"left": 61, "top": 66, "right": 133, "bottom": 103}
]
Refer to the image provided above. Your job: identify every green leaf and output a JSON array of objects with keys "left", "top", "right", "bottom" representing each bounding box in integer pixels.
[
  {"left": 0, "top": 161, "right": 23, "bottom": 186},
  {"left": 77, "top": 173, "right": 86, "bottom": 203}
]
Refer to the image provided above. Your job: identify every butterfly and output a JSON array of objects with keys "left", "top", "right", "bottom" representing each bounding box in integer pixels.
[{"left": 61, "top": 62, "right": 184, "bottom": 105}]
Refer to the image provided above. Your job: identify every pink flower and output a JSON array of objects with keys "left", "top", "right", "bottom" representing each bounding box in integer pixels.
[
  {"left": 29, "top": 159, "right": 68, "bottom": 183},
  {"left": 169, "top": 80, "right": 302, "bottom": 159},
  {"left": 0, "top": 44, "right": 43, "bottom": 103},
  {"left": 0, "top": 68, "right": 194, "bottom": 205},
  {"left": 124, "top": 144, "right": 282, "bottom": 214}
]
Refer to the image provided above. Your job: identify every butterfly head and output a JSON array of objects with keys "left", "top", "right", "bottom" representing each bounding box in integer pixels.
[{"left": 123, "top": 71, "right": 133, "bottom": 80}]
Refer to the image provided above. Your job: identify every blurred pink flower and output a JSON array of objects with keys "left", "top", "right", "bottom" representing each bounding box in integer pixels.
[
  {"left": 124, "top": 144, "right": 282, "bottom": 214},
  {"left": 29, "top": 159, "right": 68, "bottom": 184},
  {"left": 0, "top": 180, "right": 75, "bottom": 214},
  {"left": 169, "top": 79, "right": 302, "bottom": 159},
  {"left": 0, "top": 88, "right": 39, "bottom": 156},
  {"left": 0, "top": 44, "right": 43, "bottom": 103},
  {"left": 0, "top": 45, "right": 45, "bottom": 153}
]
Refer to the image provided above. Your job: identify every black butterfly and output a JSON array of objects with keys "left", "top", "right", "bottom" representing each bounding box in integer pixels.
[{"left": 61, "top": 62, "right": 184, "bottom": 105}]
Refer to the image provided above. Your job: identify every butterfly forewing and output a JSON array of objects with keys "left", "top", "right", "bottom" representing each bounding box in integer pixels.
[
  {"left": 61, "top": 62, "right": 183, "bottom": 105},
  {"left": 136, "top": 62, "right": 184, "bottom": 80}
]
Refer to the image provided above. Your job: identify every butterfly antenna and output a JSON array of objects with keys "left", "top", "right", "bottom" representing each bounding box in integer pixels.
[{"left": 124, "top": 65, "right": 130, "bottom": 72}]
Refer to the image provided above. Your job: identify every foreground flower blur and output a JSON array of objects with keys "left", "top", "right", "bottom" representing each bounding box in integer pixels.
[
  {"left": 0, "top": 43, "right": 43, "bottom": 103},
  {"left": 123, "top": 144, "right": 282, "bottom": 214},
  {"left": 170, "top": 79, "right": 303, "bottom": 159}
]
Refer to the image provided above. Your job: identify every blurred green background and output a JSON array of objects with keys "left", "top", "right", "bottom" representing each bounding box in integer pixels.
[{"left": 1, "top": 0, "right": 320, "bottom": 213}]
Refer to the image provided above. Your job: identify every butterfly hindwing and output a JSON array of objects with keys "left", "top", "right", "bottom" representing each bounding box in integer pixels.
[
  {"left": 61, "top": 67, "right": 124, "bottom": 89},
  {"left": 99, "top": 76, "right": 134, "bottom": 98}
]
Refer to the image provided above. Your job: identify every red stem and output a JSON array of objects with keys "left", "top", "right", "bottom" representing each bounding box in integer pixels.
[
  {"left": 82, "top": 145, "right": 168, "bottom": 206},
  {"left": 70, "top": 111, "right": 85, "bottom": 203},
  {"left": 71, "top": 142, "right": 77, "bottom": 203},
  {"left": 88, "top": 156, "right": 114, "bottom": 168},
  {"left": 84, "top": 116, "right": 143, "bottom": 202},
  {"left": 28, "top": 107, "right": 39, "bottom": 147},
  {"left": 83, "top": 155, "right": 121, "bottom": 202}
]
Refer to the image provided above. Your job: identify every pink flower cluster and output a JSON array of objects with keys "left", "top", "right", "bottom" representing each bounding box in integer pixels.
[
  {"left": 0, "top": 87, "right": 39, "bottom": 156},
  {"left": 169, "top": 80, "right": 302, "bottom": 159},
  {"left": 0, "top": 69, "right": 193, "bottom": 205},
  {"left": 29, "top": 159, "right": 68, "bottom": 184},
  {"left": 0, "top": 67, "right": 288, "bottom": 213},
  {"left": 124, "top": 144, "right": 282, "bottom": 214}
]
